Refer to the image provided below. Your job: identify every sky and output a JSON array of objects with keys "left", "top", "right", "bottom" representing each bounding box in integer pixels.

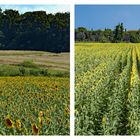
[
  {"left": 75, "top": 5, "right": 140, "bottom": 30},
  {"left": 0, "top": 5, "right": 70, "bottom": 14}
]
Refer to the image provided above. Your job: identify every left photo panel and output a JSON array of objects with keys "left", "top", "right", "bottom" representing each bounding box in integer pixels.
[{"left": 0, "top": 5, "right": 70, "bottom": 135}]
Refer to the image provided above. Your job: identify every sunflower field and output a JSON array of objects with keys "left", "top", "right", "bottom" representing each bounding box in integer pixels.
[
  {"left": 0, "top": 76, "right": 70, "bottom": 135},
  {"left": 75, "top": 43, "right": 140, "bottom": 135}
]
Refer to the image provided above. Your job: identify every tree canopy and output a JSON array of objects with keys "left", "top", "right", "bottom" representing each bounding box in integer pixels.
[
  {"left": 75, "top": 23, "right": 140, "bottom": 43},
  {"left": 0, "top": 8, "right": 70, "bottom": 53}
]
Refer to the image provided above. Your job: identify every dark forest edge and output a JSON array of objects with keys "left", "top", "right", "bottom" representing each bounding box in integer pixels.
[
  {"left": 75, "top": 23, "right": 140, "bottom": 43},
  {"left": 0, "top": 8, "right": 70, "bottom": 53}
]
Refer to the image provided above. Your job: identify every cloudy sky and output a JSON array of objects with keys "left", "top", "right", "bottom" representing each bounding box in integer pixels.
[
  {"left": 0, "top": 5, "right": 70, "bottom": 14},
  {"left": 75, "top": 5, "right": 140, "bottom": 30}
]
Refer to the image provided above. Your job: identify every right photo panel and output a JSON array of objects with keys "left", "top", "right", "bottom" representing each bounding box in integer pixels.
[{"left": 75, "top": 5, "right": 140, "bottom": 135}]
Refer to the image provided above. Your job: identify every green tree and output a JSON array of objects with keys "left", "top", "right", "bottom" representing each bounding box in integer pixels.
[
  {"left": 0, "top": 8, "right": 70, "bottom": 52},
  {"left": 113, "top": 23, "right": 124, "bottom": 42}
]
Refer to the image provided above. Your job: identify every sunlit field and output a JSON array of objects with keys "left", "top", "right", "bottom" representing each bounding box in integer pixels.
[
  {"left": 0, "top": 51, "right": 70, "bottom": 135},
  {"left": 0, "top": 76, "right": 69, "bottom": 135},
  {"left": 75, "top": 43, "right": 140, "bottom": 135}
]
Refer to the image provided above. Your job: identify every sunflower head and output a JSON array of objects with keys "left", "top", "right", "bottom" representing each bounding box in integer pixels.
[
  {"left": 16, "top": 119, "right": 21, "bottom": 129},
  {"left": 5, "top": 116, "right": 14, "bottom": 128},
  {"left": 39, "top": 111, "right": 43, "bottom": 117},
  {"left": 64, "top": 107, "right": 70, "bottom": 116},
  {"left": 102, "top": 116, "right": 106, "bottom": 124},
  {"left": 32, "top": 124, "right": 39, "bottom": 135}
]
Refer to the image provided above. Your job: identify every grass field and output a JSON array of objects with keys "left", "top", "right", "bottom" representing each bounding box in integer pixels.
[
  {"left": 75, "top": 43, "right": 140, "bottom": 135},
  {"left": 0, "top": 51, "right": 69, "bottom": 77},
  {"left": 0, "top": 51, "right": 70, "bottom": 135}
]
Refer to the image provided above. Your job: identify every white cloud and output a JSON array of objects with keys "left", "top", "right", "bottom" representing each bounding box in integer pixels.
[{"left": 0, "top": 5, "right": 70, "bottom": 14}]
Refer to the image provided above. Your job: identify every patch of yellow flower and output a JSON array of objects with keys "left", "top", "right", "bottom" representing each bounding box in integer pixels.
[
  {"left": 32, "top": 124, "right": 39, "bottom": 135},
  {"left": 5, "top": 116, "right": 14, "bottom": 129},
  {"left": 102, "top": 116, "right": 106, "bottom": 124}
]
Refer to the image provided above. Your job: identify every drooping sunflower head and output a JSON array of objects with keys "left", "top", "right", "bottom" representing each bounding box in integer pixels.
[
  {"left": 5, "top": 116, "right": 14, "bottom": 128},
  {"left": 32, "top": 124, "right": 39, "bottom": 135}
]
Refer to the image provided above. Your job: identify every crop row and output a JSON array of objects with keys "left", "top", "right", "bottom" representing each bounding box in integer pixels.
[{"left": 75, "top": 43, "right": 140, "bottom": 135}]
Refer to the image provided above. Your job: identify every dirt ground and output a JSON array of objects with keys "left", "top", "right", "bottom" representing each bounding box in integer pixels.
[{"left": 0, "top": 51, "right": 70, "bottom": 71}]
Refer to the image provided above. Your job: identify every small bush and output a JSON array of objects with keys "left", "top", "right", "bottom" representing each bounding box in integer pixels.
[
  {"left": 19, "top": 67, "right": 30, "bottom": 76},
  {"left": 40, "top": 69, "right": 48, "bottom": 76},
  {"left": 19, "top": 60, "right": 38, "bottom": 68},
  {"left": 29, "top": 69, "right": 41, "bottom": 76}
]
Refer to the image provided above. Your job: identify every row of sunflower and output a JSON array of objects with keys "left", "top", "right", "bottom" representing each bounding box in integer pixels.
[{"left": 75, "top": 43, "right": 140, "bottom": 135}]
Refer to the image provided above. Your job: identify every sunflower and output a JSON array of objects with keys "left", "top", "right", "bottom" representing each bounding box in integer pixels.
[
  {"left": 16, "top": 119, "right": 21, "bottom": 130},
  {"left": 55, "top": 85, "right": 58, "bottom": 91},
  {"left": 32, "top": 124, "right": 39, "bottom": 135},
  {"left": 39, "top": 111, "right": 43, "bottom": 117},
  {"left": 64, "top": 107, "right": 70, "bottom": 116},
  {"left": 102, "top": 116, "right": 106, "bottom": 124},
  {"left": 5, "top": 116, "right": 14, "bottom": 128}
]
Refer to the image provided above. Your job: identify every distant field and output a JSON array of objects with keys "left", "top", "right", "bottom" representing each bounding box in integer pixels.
[{"left": 0, "top": 51, "right": 69, "bottom": 71}]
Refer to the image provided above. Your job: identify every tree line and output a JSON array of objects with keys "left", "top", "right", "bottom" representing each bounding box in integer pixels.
[
  {"left": 75, "top": 23, "right": 140, "bottom": 43},
  {"left": 0, "top": 8, "right": 70, "bottom": 53}
]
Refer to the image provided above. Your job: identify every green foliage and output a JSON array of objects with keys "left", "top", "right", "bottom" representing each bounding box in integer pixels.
[
  {"left": 47, "top": 69, "right": 70, "bottom": 77},
  {"left": 0, "top": 77, "right": 70, "bottom": 135},
  {"left": 0, "top": 64, "right": 69, "bottom": 77},
  {"left": 75, "top": 43, "right": 140, "bottom": 135},
  {"left": 0, "top": 9, "right": 70, "bottom": 52},
  {"left": 113, "top": 23, "right": 124, "bottom": 42},
  {"left": 75, "top": 23, "right": 140, "bottom": 43},
  {"left": 19, "top": 60, "right": 38, "bottom": 68}
]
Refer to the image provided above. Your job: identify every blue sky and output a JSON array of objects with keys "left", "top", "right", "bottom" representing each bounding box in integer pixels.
[
  {"left": 75, "top": 5, "right": 140, "bottom": 30},
  {"left": 0, "top": 5, "right": 70, "bottom": 14}
]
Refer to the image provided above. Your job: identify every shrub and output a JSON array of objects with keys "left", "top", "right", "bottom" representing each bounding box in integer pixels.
[{"left": 19, "top": 60, "right": 38, "bottom": 68}]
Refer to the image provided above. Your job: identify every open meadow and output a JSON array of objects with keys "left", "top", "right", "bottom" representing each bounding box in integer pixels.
[{"left": 75, "top": 43, "right": 140, "bottom": 135}]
